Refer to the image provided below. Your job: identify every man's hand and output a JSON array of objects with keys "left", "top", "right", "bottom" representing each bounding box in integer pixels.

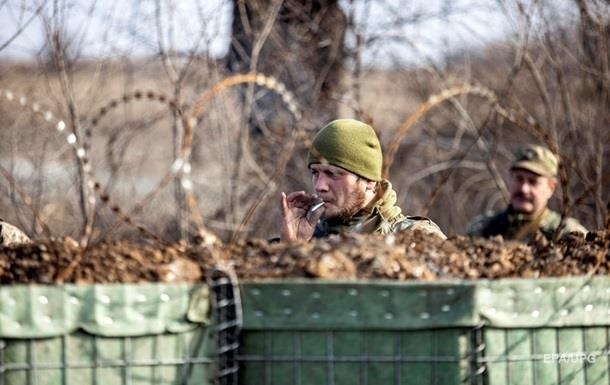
[{"left": 280, "top": 191, "right": 325, "bottom": 242}]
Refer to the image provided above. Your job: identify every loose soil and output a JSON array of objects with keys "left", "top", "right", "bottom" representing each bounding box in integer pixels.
[{"left": 1, "top": 229, "right": 609, "bottom": 284}]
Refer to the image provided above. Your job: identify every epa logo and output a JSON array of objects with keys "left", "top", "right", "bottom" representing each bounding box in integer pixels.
[{"left": 543, "top": 353, "right": 602, "bottom": 364}]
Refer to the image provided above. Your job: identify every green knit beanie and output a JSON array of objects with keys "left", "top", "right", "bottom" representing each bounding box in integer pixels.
[{"left": 307, "top": 119, "right": 383, "bottom": 181}]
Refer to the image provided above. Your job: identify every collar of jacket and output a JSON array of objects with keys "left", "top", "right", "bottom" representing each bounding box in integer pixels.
[{"left": 507, "top": 206, "right": 550, "bottom": 223}]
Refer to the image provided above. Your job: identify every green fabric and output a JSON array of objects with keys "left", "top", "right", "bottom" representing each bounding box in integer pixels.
[
  {"left": 240, "top": 276, "right": 610, "bottom": 329},
  {"left": 241, "top": 281, "right": 477, "bottom": 330},
  {"left": 313, "top": 180, "right": 446, "bottom": 239},
  {"left": 0, "top": 283, "right": 209, "bottom": 338},
  {"left": 477, "top": 276, "right": 610, "bottom": 327},
  {"left": 239, "top": 277, "right": 610, "bottom": 385},
  {"left": 307, "top": 119, "right": 383, "bottom": 181},
  {"left": 511, "top": 144, "right": 558, "bottom": 177}
]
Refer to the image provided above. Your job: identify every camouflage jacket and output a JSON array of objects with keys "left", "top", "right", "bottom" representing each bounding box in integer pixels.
[
  {"left": 313, "top": 180, "right": 446, "bottom": 240},
  {"left": 466, "top": 206, "right": 588, "bottom": 242},
  {"left": 0, "top": 219, "right": 32, "bottom": 246}
]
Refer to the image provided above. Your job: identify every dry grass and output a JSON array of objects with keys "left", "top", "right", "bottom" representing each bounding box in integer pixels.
[{"left": 0, "top": 5, "right": 608, "bottom": 245}]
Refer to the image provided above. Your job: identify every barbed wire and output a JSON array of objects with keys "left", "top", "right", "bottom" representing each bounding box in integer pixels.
[{"left": 0, "top": 72, "right": 303, "bottom": 245}]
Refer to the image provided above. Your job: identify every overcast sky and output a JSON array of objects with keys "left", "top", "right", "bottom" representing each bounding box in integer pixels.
[{"left": 0, "top": 0, "right": 566, "bottom": 67}]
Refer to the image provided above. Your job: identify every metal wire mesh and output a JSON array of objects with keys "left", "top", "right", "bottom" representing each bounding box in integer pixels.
[
  {"left": 0, "top": 282, "right": 216, "bottom": 385},
  {"left": 3, "top": 279, "right": 610, "bottom": 384},
  {"left": 480, "top": 326, "right": 610, "bottom": 385},
  {"left": 237, "top": 328, "right": 474, "bottom": 385},
  {"left": 234, "top": 279, "right": 610, "bottom": 385},
  {"left": 208, "top": 268, "right": 243, "bottom": 385},
  {"left": 0, "top": 331, "right": 213, "bottom": 385},
  {"left": 235, "top": 325, "right": 610, "bottom": 385}
]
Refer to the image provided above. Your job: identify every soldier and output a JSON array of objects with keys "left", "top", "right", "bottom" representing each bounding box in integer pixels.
[
  {"left": 466, "top": 144, "right": 588, "bottom": 242},
  {"left": 0, "top": 218, "right": 32, "bottom": 246},
  {"left": 279, "top": 118, "right": 446, "bottom": 242}
]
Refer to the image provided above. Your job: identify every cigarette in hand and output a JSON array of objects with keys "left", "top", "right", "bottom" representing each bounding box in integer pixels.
[{"left": 306, "top": 201, "right": 325, "bottom": 220}]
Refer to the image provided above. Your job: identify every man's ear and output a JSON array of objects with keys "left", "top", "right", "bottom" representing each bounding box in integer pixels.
[{"left": 548, "top": 176, "right": 558, "bottom": 193}]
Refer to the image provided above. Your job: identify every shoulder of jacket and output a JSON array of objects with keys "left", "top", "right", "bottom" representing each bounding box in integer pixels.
[
  {"left": 559, "top": 216, "right": 588, "bottom": 236},
  {"left": 396, "top": 216, "right": 447, "bottom": 239},
  {"left": 536, "top": 210, "right": 587, "bottom": 239},
  {"left": 0, "top": 220, "right": 32, "bottom": 246}
]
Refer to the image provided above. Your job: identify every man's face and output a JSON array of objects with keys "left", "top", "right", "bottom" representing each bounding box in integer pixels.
[
  {"left": 310, "top": 164, "right": 368, "bottom": 220},
  {"left": 509, "top": 168, "right": 556, "bottom": 216}
]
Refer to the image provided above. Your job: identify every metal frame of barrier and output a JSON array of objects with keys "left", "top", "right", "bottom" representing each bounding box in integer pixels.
[
  {"left": 208, "top": 268, "right": 243, "bottom": 385},
  {"left": 0, "top": 283, "right": 215, "bottom": 385},
  {"left": 2, "top": 276, "right": 609, "bottom": 385},
  {"left": 236, "top": 277, "right": 610, "bottom": 385}
]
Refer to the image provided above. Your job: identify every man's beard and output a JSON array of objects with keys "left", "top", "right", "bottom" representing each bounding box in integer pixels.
[{"left": 326, "top": 188, "right": 367, "bottom": 222}]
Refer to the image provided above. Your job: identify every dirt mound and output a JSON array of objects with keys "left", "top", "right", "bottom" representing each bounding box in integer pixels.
[{"left": 1, "top": 230, "right": 608, "bottom": 284}]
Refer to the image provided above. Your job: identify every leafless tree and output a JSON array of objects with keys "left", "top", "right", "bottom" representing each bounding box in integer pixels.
[
  {"left": 226, "top": 0, "right": 347, "bottom": 132},
  {"left": 0, "top": 0, "right": 607, "bottom": 242}
]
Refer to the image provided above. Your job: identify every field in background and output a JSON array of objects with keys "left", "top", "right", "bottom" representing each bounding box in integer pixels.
[{"left": 0, "top": 1, "right": 608, "bottom": 245}]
